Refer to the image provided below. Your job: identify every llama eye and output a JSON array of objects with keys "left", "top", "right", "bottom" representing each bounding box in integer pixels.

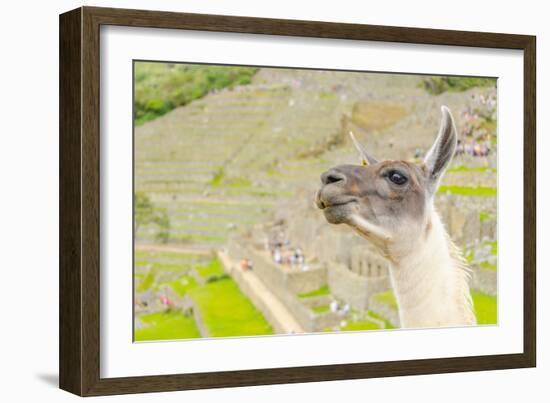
[{"left": 388, "top": 171, "right": 408, "bottom": 185}]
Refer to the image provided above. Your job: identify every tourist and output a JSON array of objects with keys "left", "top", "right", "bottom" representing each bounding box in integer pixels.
[
  {"left": 342, "top": 303, "right": 350, "bottom": 316},
  {"left": 272, "top": 248, "right": 282, "bottom": 264}
]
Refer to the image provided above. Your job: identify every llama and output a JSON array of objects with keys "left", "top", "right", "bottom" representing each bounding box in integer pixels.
[{"left": 315, "top": 106, "right": 476, "bottom": 328}]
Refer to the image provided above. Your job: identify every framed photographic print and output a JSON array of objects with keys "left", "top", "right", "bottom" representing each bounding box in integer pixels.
[{"left": 59, "top": 6, "right": 536, "bottom": 396}]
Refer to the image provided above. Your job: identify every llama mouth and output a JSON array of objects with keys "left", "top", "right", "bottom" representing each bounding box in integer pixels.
[
  {"left": 324, "top": 201, "right": 353, "bottom": 209},
  {"left": 315, "top": 191, "right": 356, "bottom": 210}
]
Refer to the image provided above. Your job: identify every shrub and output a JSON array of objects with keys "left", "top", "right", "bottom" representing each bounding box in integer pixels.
[
  {"left": 421, "top": 76, "right": 496, "bottom": 95},
  {"left": 134, "top": 62, "right": 258, "bottom": 125},
  {"left": 135, "top": 192, "right": 171, "bottom": 243}
]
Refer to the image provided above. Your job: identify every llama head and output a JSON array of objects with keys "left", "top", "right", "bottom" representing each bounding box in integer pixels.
[{"left": 315, "top": 106, "right": 457, "bottom": 258}]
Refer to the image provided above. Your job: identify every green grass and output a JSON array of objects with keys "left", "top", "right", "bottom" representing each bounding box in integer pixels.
[
  {"left": 486, "top": 241, "right": 498, "bottom": 256},
  {"left": 312, "top": 305, "right": 330, "bottom": 314},
  {"left": 337, "top": 311, "right": 395, "bottom": 331},
  {"left": 136, "top": 269, "right": 156, "bottom": 292},
  {"left": 341, "top": 319, "right": 380, "bottom": 331},
  {"left": 471, "top": 291, "right": 497, "bottom": 325},
  {"left": 190, "top": 277, "right": 273, "bottom": 337},
  {"left": 479, "top": 261, "right": 497, "bottom": 271},
  {"left": 421, "top": 76, "right": 496, "bottom": 95},
  {"left": 368, "top": 310, "right": 396, "bottom": 329},
  {"left": 438, "top": 185, "right": 497, "bottom": 197},
  {"left": 225, "top": 176, "right": 252, "bottom": 188},
  {"left": 135, "top": 311, "right": 201, "bottom": 341},
  {"left": 168, "top": 275, "right": 198, "bottom": 296},
  {"left": 448, "top": 165, "right": 496, "bottom": 173},
  {"left": 196, "top": 258, "right": 226, "bottom": 279},
  {"left": 134, "top": 62, "right": 258, "bottom": 125},
  {"left": 318, "top": 91, "right": 337, "bottom": 100},
  {"left": 134, "top": 252, "right": 271, "bottom": 340},
  {"left": 464, "top": 248, "right": 475, "bottom": 263},
  {"left": 209, "top": 167, "right": 225, "bottom": 187},
  {"left": 298, "top": 284, "right": 330, "bottom": 299},
  {"left": 372, "top": 290, "right": 398, "bottom": 310},
  {"left": 479, "top": 211, "right": 495, "bottom": 222}
]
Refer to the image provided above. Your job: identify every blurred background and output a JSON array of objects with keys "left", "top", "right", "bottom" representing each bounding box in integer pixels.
[{"left": 133, "top": 62, "right": 497, "bottom": 341}]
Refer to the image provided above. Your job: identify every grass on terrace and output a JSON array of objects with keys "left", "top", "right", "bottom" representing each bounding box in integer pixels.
[
  {"left": 471, "top": 291, "right": 497, "bottom": 325},
  {"left": 298, "top": 284, "right": 331, "bottom": 299},
  {"left": 312, "top": 305, "right": 331, "bottom": 315},
  {"left": 421, "top": 76, "right": 496, "bottom": 95},
  {"left": 135, "top": 252, "right": 273, "bottom": 340},
  {"left": 372, "top": 290, "right": 398, "bottom": 310},
  {"left": 134, "top": 311, "right": 201, "bottom": 341},
  {"left": 195, "top": 257, "right": 226, "bottom": 280},
  {"left": 189, "top": 277, "right": 273, "bottom": 337},
  {"left": 438, "top": 185, "right": 497, "bottom": 197},
  {"left": 447, "top": 165, "right": 496, "bottom": 173}
]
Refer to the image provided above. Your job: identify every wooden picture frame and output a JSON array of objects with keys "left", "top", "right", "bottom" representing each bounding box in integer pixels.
[{"left": 59, "top": 6, "right": 536, "bottom": 396}]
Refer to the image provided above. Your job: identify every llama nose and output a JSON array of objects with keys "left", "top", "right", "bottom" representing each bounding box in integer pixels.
[{"left": 321, "top": 170, "right": 346, "bottom": 185}]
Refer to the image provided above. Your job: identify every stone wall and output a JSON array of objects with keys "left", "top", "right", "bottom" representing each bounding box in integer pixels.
[
  {"left": 328, "top": 262, "right": 390, "bottom": 310},
  {"left": 436, "top": 194, "right": 497, "bottom": 248},
  {"left": 247, "top": 249, "right": 326, "bottom": 332},
  {"left": 471, "top": 267, "right": 497, "bottom": 296},
  {"left": 285, "top": 267, "right": 327, "bottom": 294},
  {"left": 182, "top": 295, "right": 210, "bottom": 337}
]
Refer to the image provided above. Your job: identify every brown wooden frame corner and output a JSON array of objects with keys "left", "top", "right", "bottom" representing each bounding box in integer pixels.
[{"left": 59, "top": 5, "right": 536, "bottom": 397}]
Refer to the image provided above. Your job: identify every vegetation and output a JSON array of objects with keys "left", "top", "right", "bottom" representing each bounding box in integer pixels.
[
  {"left": 298, "top": 284, "right": 331, "bottom": 299},
  {"left": 486, "top": 241, "right": 498, "bottom": 256},
  {"left": 340, "top": 318, "right": 380, "bottom": 331},
  {"left": 208, "top": 168, "right": 252, "bottom": 189},
  {"left": 448, "top": 165, "right": 496, "bottom": 173},
  {"left": 479, "top": 262, "right": 497, "bottom": 271},
  {"left": 471, "top": 291, "right": 497, "bottom": 325},
  {"left": 190, "top": 277, "right": 273, "bottom": 337},
  {"left": 368, "top": 310, "right": 396, "bottom": 329},
  {"left": 438, "top": 185, "right": 497, "bottom": 197},
  {"left": 135, "top": 192, "right": 170, "bottom": 243},
  {"left": 134, "top": 62, "right": 258, "bottom": 125},
  {"left": 168, "top": 275, "right": 197, "bottom": 297},
  {"left": 421, "top": 76, "right": 496, "bottom": 95},
  {"left": 464, "top": 248, "right": 475, "bottom": 263},
  {"left": 312, "top": 305, "right": 331, "bottom": 314},
  {"left": 479, "top": 211, "right": 495, "bottom": 222},
  {"left": 338, "top": 311, "right": 395, "bottom": 331},
  {"left": 196, "top": 257, "right": 226, "bottom": 280},
  {"left": 136, "top": 269, "right": 156, "bottom": 292},
  {"left": 135, "top": 311, "right": 201, "bottom": 341},
  {"left": 135, "top": 250, "right": 272, "bottom": 340},
  {"left": 209, "top": 167, "right": 225, "bottom": 187},
  {"left": 372, "top": 290, "right": 398, "bottom": 310}
]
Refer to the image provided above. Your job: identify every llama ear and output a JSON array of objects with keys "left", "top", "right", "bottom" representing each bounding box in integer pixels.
[
  {"left": 423, "top": 106, "right": 457, "bottom": 192},
  {"left": 349, "top": 132, "right": 378, "bottom": 166}
]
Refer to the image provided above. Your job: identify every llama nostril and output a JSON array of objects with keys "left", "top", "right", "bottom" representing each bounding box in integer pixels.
[{"left": 321, "top": 170, "right": 346, "bottom": 185}]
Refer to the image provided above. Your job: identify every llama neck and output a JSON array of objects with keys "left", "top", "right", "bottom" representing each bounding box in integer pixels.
[{"left": 387, "top": 211, "right": 475, "bottom": 328}]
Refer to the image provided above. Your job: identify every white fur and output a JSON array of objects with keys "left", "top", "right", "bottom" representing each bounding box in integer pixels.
[{"left": 387, "top": 210, "right": 475, "bottom": 328}]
